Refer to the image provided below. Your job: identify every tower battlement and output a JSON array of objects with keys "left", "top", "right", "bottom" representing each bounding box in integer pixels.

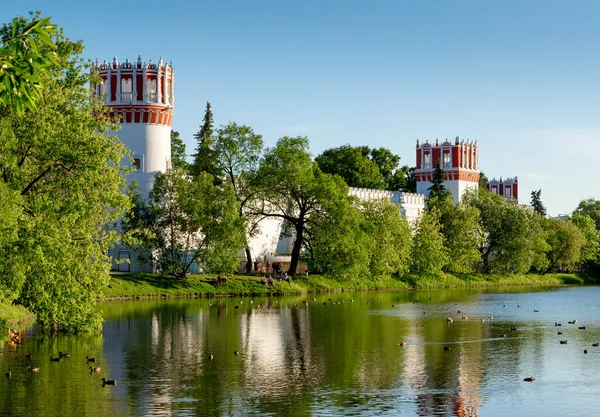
[
  {"left": 486, "top": 177, "right": 519, "bottom": 203},
  {"left": 92, "top": 56, "right": 174, "bottom": 127}
]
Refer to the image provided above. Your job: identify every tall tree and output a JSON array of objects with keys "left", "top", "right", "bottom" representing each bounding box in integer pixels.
[
  {"left": 429, "top": 193, "right": 483, "bottom": 273},
  {"left": 255, "top": 136, "right": 349, "bottom": 274},
  {"left": 0, "top": 15, "right": 130, "bottom": 332},
  {"left": 190, "top": 102, "right": 220, "bottom": 180},
  {"left": 530, "top": 189, "right": 546, "bottom": 216},
  {"left": 213, "top": 122, "right": 264, "bottom": 273},
  {"left": 427, "top": 160, "right": 450, "bottom": 201},
  {"left": 411, "top": 209, "right": 448, "bottom": 277},
  {"left": 123, "top": 169, "right": 245, "bottom": 277},
  {"left": 170, "top": 130, "right": 187, "bottom": 170},
  {"left": 574, "top": 198, "right": 600, "bottom": 230},
  {"left": 570, "top": 213, "right": 600, "bottom": 272},
  {"left": 544, "top": 218, "right": 585, "bottom": 272},
  {"left": 463, "top": 189, "right": 548, "bottom": 274}
]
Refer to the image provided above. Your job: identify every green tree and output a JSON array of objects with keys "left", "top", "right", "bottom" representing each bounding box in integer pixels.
[
  {"left": 0, "top": 15, "right": 130, "bottom": 332},
  {"left": 427, "top": 160, "right": 451, "bottom": 201},
  {"left": 315, "top": 145, "right": 382, "bottom": 189},
  {"left": 213, "top": 122, "right": 264, "bottom": 273},
  {"left": 544, "top": 218, "right": 585, "bottom": 272},
  {"left": 570, "top": 213, "right": 600, "bottom": 272},
  {"left": 478, "top": 171, "right": 489, "bottom": 189},
  {"left": 411, "top": 209, "right": 448, "bottom": 277},
  {"left": 190, "top": 102, "right": 220, "bottom": 180},
  {"left": 574, "top": 198, "right": 600, "bottom": 230},
  {"left": 170, "top": 130, "right": 187, "bottom": 170},
  {"left": 430, "top": 193, "right": 483, "bottom": 273},
  {"left": 255, "top": 136, "right": 349, "bottom": 274},
  {"left": 463, "top": 189, "right": 548, "bottom": 274},
  {"left": 0, "top": 13, "right": 57, "bottom": 113},
  {"left": 361, "top": 199, "right": 412, "bottom": 278},
  {"left": 530, "top": 189, "right": 546, "bottom": 216},
  {"left": 124, "top": 169, "right": 245, "bottom": 277}
]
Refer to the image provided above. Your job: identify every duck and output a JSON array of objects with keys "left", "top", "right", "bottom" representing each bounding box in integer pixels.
[
  {"left": 398, "top": 342, "right": 407, "bottom": 347},
  {"left": 558, "top": 331, "right": 564, "bottom": 335},
  {"left": 555, "top": 323, "right": 562, "bottom": 327},
  {"left": 533, "top": 310, "right": 539, "bottom": 312},
  {"left": 584, "top": 349, "right": 589, "bottom": 354},
  {"left": 86, "top": 356, "right": 96, "bottom": 363},
  {"left": 592, "top": 343, "right": 599, "bottom": 347},
  {"left": 578, "top": 326, "right": 586, "bottom": 330},
  {"left": 25, "top": 353, "right": 32, "bottom": 359},
  {"left": 59, "top": 352, "right": 71, "bottom": 358},
  {"left": 234, "top": 350, "right": 239, "bottom": 356},
  {"left": 101, "top": 378, "right": 117, "bottom": 386},
  {"left": 523, "top": 377, "right": 535, "bottom": 382},
  {"left": 89, "top": 366, "right": 101, "bottom": 373},
  {"left": 50, "top": 356, "right": 61, "bottom": 362},
  {"left": 461, "top": 316, "right": 468, "bottom": 320},
  {"left": 5, "top": 371, "right": 11, "bottom": 378},
  {"left": 444, "top": 346, "right": 451, "bottom": 351},
  {"left": 510, "top": 327, "right": 518, "bottom": 331},
  {"left": 27, "top": 366, "right": 39, "bottom": 372},
  {"left": 560, "top": 340, "right": 568, "bottom": 344},
  {"left": 208, "top": 354, "right": 214, "bottom": 360},
  {"left": 447, "top": 317, "right": 454, "bottom": 323},
  {"left": 500, "top": 334, "right": 507, "bottom": 338}
]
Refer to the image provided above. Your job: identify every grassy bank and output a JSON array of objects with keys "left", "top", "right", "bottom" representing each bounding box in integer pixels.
[
  {"left": 104, "top": 271, "right": 599, "bottom": 299},
  {"left": 0, "top": 300, "right": 35, "bottom": 337}
]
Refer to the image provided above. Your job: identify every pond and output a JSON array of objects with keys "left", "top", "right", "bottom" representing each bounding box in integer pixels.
[{"left": 2, "top": 285, "right": 600, "bottom": 416}]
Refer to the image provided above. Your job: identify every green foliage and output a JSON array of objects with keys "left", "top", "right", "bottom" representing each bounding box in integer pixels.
[
  {"left": 0, "top": 13, "right": 58, "bottom": 114},
  {"left": 574, "top": 198, "right": 600, "bottom": 230},
  {"left": 315, "top": 145, "right": 413, "bottom": 191},
  {"left": 190, "top": 102, "right": 220, "bottom": 180},
  {"left": 213, "top": 122, "right": 264, "bottom": 272},
  {"left": 478, "top": 171, "right": 489, "bottom": 189},
  {"left": 570, "top": 213, "right": 600, "bottom": 271},
  {"left": 427, "top": 159, "right": 450, "bottom": 200},
  {"left": 170, "top": 130, "right": 187, "bottom": 170},
  {"left": 463, "top": 189, "right": 548, "bottom": 274},
  {"left": 124, "top": 169, "right": 245, "bottom": 277},
  {"left": 430, "top": 193, "right": 483, "bottom": 273},
  {"left": 361, "top": 199, "right": 412, "bottom": 278},
  {"left": 544, "top": 217, "right": 585, "bottom": 271},
  {"left": 530, "top": 189, "right": 547, "bottom": 216},
  {"left": 411, "top": 209, "right": 448, "bottom": 277},
  {"left": 256, "top": 136, "right": 350, "bottom": 274},
  {"left": 0, "top": 15, "right": 130, "bottom": 332}
]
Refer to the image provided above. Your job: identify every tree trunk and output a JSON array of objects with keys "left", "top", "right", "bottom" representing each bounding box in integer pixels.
[
  {"left": 288, "top": 223, "right": 304, "bottom": 275},
  {"left": 245, "top": 247, "right": 253, "bottom": 274}
]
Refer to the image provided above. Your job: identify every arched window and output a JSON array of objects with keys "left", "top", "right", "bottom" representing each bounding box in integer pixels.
[
  {"left": 121, "top": 78, "right": 132, "bottom": 101},
  {"left": 147, "top": 79, "right": 157, "bottom": 101}
]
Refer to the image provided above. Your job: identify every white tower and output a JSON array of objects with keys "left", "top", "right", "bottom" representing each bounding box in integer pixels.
[{"left": 93, "top": 56, "right": 174, "bottom": 197}]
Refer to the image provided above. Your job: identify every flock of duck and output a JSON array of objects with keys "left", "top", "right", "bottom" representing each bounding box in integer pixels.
[
  {"left": 3, "top": 331, "right": 117, "bottom": 387},
  {"left": 395, "top": 306, "right": 597, "bottom": 383}
]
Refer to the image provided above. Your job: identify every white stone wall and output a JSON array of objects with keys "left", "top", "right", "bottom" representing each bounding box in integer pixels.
[
  {"left": 416, "top": 180, "right": 478, "bottom": 205},
  {"left": 118, "top": 123, "right": 172, "bottom": 197}
]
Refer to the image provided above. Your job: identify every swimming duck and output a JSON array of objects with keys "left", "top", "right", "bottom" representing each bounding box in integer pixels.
[
  {"left": 234, "top": 350, "right": 239, "bottom": 356},
  {"left": 523, "top": 377, "right": 535, "bottom": 382},
  {"left": 578, "top": 326, "right": 586, "bottom": 330},
  {"left": 101, "top": 378, "right": 117, "bottom": 386},
  {"left": 398, "top": 342, "right": 407, "bottom": 347},
  {"left": 592, "top": 343, "right": 599, "bottom": 347},
  {"left": 89, "top": 366, "right": 101, "bottom": 373},
  {"left": 584, "top": 349, "right": 588, "bottom": 354},
  {"left": 560, "top": 340, "right": 568, "bottom": 344},
  {"left": 59, "top": 352, "right": 70, "bottom": 358},
  {"left": 444, "top": 346, "right": 451, "bottom": 351},
  {"left": 5, "top": 371, "right": 11, "bottom": 378},
  {"left": 50, "top": 356, "right": 61, "bottom": 362},
  {"left": 447, "top": 317, "right": 454, "bottom": 323},
  {"left": 86, "top": 356, "right": 96, "bottom": 363},
  {"left": 557, "top": 331, "right": 564, "bottom": 335},
  {"left": 27, "top": 366, "right": 39, "bottom": 372},
  {"left": 208, "top": 354, "right": 214, "bottom": 360}
]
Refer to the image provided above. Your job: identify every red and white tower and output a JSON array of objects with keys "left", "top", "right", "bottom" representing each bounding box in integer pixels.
[
  {"left": 93, "top": 56, "right": 174, "bottom": 197},
  {"left": 415, "top": 137, "right": 480, "bottom": 204}
]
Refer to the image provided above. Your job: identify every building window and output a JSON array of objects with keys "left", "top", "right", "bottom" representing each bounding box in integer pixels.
[
  {"left": 491, "top": 186, "right": 497, "bottom": 194},
  {"left": 133, "top": 158, "right": 141, "bottom": 171},
  {"left": 121, "top": 78, "right": 132, "bottom": 101},
  {"left": 147, "top": 79, "right": 157, "bottom": 101},
  {"left": 505, "top": 186, "right": 512, "bottom": 199},
  {"left": 424, "top": 153, "right": 431, "bottom": 169},
  {"left": 443, "top": 152, "right": 450, "bottom": 168}
]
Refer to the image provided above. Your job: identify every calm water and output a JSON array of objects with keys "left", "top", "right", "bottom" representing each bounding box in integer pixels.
[{"left": 2, "top": 286, "right": 600, "bottom": 416}]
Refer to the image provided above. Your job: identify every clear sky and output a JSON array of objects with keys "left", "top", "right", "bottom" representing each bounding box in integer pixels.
[{"left": 3, "top": 1, "right": 599, "bottom": 215}]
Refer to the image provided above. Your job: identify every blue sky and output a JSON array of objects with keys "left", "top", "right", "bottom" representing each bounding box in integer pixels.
[{"left": 4, "top": 1, "right": 599, "bottom": 215}]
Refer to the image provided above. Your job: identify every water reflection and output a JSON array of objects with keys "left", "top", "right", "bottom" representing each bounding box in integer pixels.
[{"left": 2, "top": 286, "right": 600, "bottom": 416}]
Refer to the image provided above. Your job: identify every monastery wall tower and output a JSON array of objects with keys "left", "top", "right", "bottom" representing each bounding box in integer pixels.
[
  {"left": 415, "top": 137, "right": 480, "bottom": 204},
  {"left": 93, "top": 56, "right": 174, "bottom": 197},
  {"left": 486, "top": 177, "right": 519, "bottom": 203}
]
